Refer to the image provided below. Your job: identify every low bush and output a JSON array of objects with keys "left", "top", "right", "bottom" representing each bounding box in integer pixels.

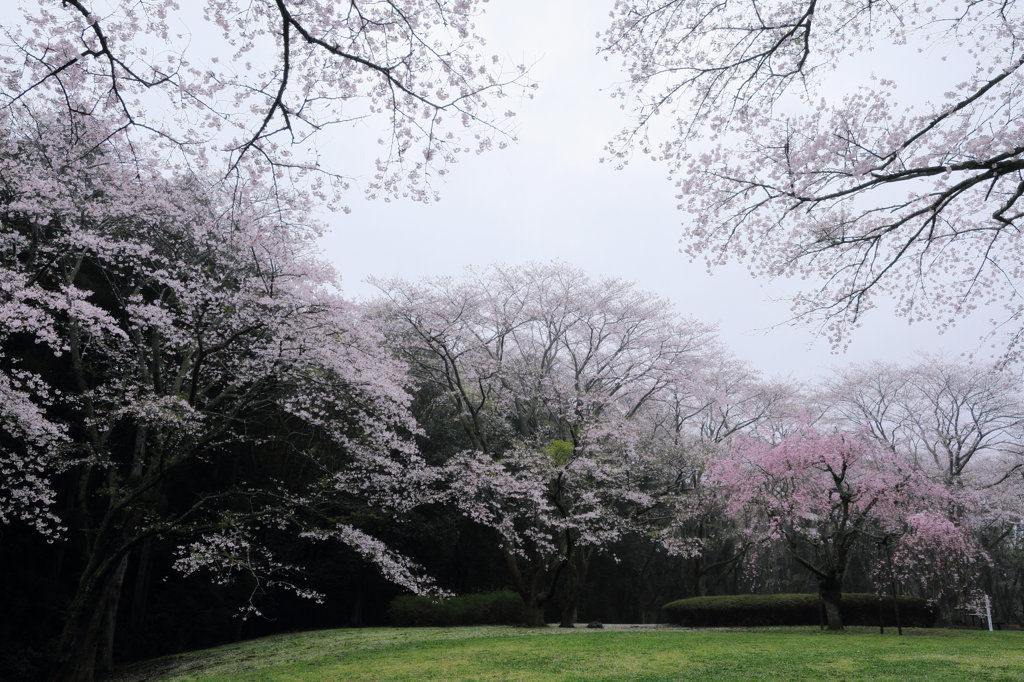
[
  {"left": 388, "top": 590, "right": 529, "bottom": 627},
  {"left": 662, "top": 593, "right": 937, "bottom": 627}
]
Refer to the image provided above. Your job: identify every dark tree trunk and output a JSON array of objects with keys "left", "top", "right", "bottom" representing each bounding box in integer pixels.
[
  {"left": 558, "top": 561, "right": 579, "bottom": 628},
  {"left": 523, "top": 598, "right": 547, "bottom": 627},
  {"left": 51, "top": 518, "right": 134, "bottom": 682},
  {"left": 818, "top": 572, "right": 844, "bottom": 631},
  {"left": 558, "top": 548, "right": 592, "bottom": 628},
  {"left": 97, "top": 555, "right": 129, "bottom": 676},
  {"left": 696, "top": 564, "right": 709, "bottom": 597},
  {"left": 503, "top": 545, "right": 562, "bottom": 627},
  {"left": 125, "top": 539, "right": 153, "bottom": 659},
  {"left": 52, "top": 566, "right": 120, "bottom": 682}
]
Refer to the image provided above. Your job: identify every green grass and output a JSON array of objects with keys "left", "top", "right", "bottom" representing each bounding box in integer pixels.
[{"left": 110, "top": 626, "right": 1024, "bottom": 681}]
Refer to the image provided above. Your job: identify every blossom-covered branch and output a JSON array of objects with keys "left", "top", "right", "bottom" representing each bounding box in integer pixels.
[
  {"left": 3, "top": 1, "right": 530, "bottom": 201},
  {"left": 604, "top": 1, "right": 1024, "bottom": 358}
]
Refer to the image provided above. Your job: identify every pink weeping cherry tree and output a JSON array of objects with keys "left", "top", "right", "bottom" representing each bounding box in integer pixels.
[
  {"left": 707, "top": 424, "right": 981, "bottom": 630},
  {"left": 815, "top": 359, "right": 1024, "bottom": 620}
]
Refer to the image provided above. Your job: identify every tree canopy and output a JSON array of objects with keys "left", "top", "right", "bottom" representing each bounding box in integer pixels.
[
  {"left": 2, "top": 0, "right": 528, "bottom": 202},
  {"left": 603, "top": 0, "right": 1024, "bottom": 359},
  {"left": 0, "top": 112, "right": 434, "bottom": 681}
]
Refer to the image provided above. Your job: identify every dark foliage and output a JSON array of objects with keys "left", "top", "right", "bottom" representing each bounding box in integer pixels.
[
  {"left": 662, "top": 593, "right": 937, "bottom": 628},
  {"left": 387, "top": 590, "right": 529, "bottom": 627}
]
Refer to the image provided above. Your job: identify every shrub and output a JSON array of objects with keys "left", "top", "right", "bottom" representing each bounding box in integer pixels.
[
  {"left": 662, "top": 593, "right": 937, "bottom": 628},
  {"left": 388, "top": 590, "right": 529, "bottom": 627}
]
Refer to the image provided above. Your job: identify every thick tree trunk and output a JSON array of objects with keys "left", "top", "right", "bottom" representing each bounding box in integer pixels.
[
  {"left": 52, "top": 571, "right": 116, "bottom": 682},
  {"left": 696, "top": 565, "right": 709, "bottom": 598},
  {"left": 502, "top": 545, "right": 556, "bottom": 626},
  {"left": 97, "top": 555, "right": 129, "bottom": 675},
  {"left": 125, "top": 539, "right": 153, "bottom": 659},
  {"left": 558, "top": 549, "right": 592, "bottom": 628},
  {"left": 527, "top": 558, "right": 558, "bottom": 627},
  {"left": 523, "top": 599, "right": 547, "bottom": 627},
  {"left": 52, "top": 529, "right": 133, "bottom": 682},
  {"left": 558, "top": 590, "right": 578, "bottom": 627},
  {"left": 818, "top": 572, "right": 844, "bottom": 631},
  {"left": 558, "top": 557, "right": 579, "bottom": 628}
]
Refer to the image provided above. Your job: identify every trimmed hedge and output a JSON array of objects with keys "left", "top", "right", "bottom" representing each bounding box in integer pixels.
[
  {"left": 388, "top": 590, "right": 529, "bottom": 627},
  {"left": 662, "top": 593, "right": 937, "bottom": 627}
]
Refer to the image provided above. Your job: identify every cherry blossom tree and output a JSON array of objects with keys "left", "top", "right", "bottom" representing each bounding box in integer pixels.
[
  {"left": 0, "top": 112, "right": 433, "bottom": 681},
  {"left": 817, "top": 360, "right": 1024, "bottom": 621},
  {"left": 820, "top": 360, "right": 1024, "bottom": 486},
  {"left": 645, "top": 358, "right": 798, "bottom": 596},
  {"left": 709, "top": 424, "right": 980, "bottom": 630},
  {"left": 2, "top": 0, "right": 527, "bottom": 203},
  {"left": 603, "top": 1, "right": 1024, "bottom": 358},
  {"left": 371, "top": 262, "right": 722, "bottom": 626},
  {"left": 818, "top": 360, "right": 1024, "bottom": 554}
]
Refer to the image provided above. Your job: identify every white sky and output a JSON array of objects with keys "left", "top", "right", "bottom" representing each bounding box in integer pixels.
[{"left": 319, "top": 0, "right": 1000, "bottom": 382}]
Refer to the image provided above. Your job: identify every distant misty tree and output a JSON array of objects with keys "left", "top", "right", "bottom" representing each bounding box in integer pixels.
[
  {"left": 371, "top": 263, "right": 728, "bottom": 626},
  {"left": 603, "top": 1, "right": 1024, "bottom": 360},
  {"left": 819, "top": 360, "right": 1024, "bottom": 488}
]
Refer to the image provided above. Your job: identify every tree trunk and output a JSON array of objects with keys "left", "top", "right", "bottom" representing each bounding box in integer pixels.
[
  {"left": 696, "top": 564, "right": 709, "bottom": 597},
  {"left": 818, "top": 572, "right": 844, "bottom": 631},
  {"left": 52, "top": 530, "right": 133, "bottom": 682},
  {"left": 558, "top": 550, "right": 580, "bottom": 628},
  {"left": 97, "top": 555, "right": 129, "bottom": 676},
  {"left": 558, "top": 549, "right": 592, "bottom": 628},
  {"left": 125, "top": 539, "right": 153, "bottom": 659},
  {"left": 558, "top": 562, "right": 579, "bottom": 628},
  {"left": 527, "top": 558, "right": 558, "bottom": 627},
  {"left": 52, "top": 568, "right": 119, "bottom": 682},
  {"left": 523, "top": 598, "right": 547, "bottom": 627},
  {"left": 502, "top": 545, "right": 557, "bottom": 627}
]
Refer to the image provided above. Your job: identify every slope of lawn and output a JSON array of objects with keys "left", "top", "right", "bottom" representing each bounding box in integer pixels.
[{"left": 109, "top": 625, "right": 1024, "bottom": 681}]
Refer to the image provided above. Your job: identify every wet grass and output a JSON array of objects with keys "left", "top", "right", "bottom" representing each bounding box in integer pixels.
[{"left": 109, "top": 625, "right": 1024, "bottom": 681}]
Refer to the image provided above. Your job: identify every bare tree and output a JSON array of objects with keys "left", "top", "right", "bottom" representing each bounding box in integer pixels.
[{"left": 819, "top": 360, "right": 1024, "bottom": 486}]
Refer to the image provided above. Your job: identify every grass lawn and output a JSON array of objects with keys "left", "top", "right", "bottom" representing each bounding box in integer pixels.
[{"left": 109, "top": 625, "right": 1024, "bottom": 681}]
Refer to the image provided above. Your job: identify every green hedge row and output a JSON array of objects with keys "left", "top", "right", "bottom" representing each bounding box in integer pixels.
[
  {"left": 388, "top": 590, "right": 529, "bottom": 627},
  {"left": 662, "top": 593, "right": 937, "bottom": 627}
]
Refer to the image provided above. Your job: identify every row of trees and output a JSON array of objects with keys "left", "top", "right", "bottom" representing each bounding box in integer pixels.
[
  {"left": 3, "top": 2, "right": 1024, "bottom": 681},
  {"left": 6, "top": 139, "right": 1021, "bottom": 672},
  {"left": 368, "top": 265, "right": 1023, "bottom": 632}
]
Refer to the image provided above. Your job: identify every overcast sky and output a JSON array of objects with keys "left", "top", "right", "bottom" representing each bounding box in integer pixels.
[{"left": 319, "top": 0, "right": 999, "bottom": 382}]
